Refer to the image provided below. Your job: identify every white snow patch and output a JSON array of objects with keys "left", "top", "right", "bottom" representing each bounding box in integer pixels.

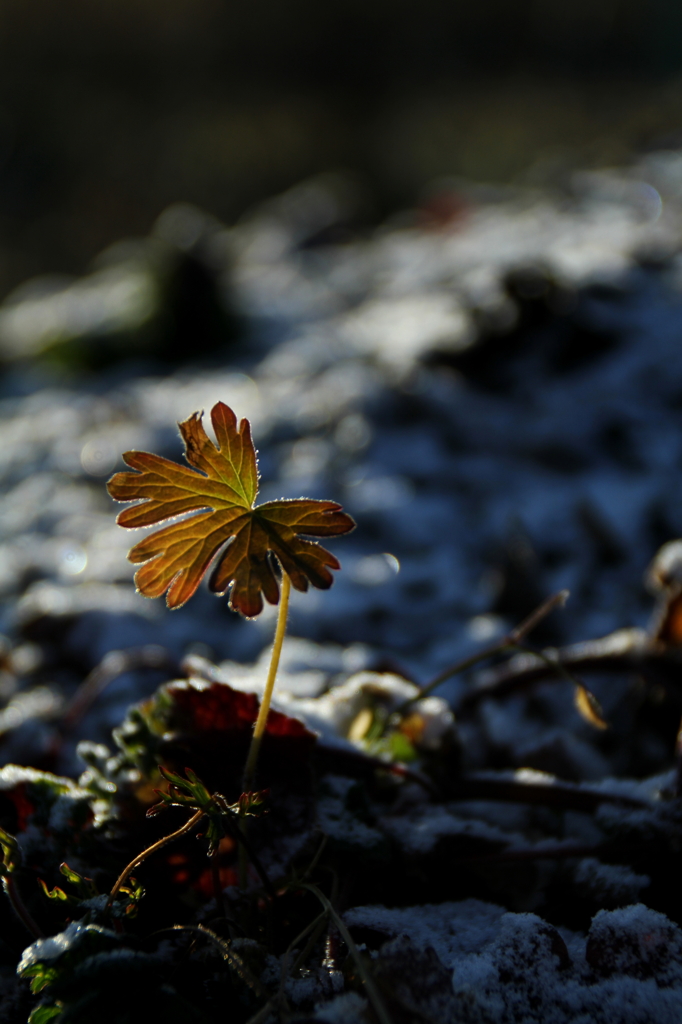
[{"left": 345, "top": 899, "right": 506, "bottom": 965}]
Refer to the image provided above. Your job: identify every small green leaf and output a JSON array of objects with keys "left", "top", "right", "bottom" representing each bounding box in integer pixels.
[
  {"left": 158, "top": 765, "right": 188, "bottom": 789},
  {"left": 184, "top": 767, "right": 212, "bottom": 803},
  {"left": 118, "top": 876, "right": 145, "bottom": 918},
  {"left": 0, "top": 826, "right": 20, "bottom": 875},
  {"left": 184, "top": 767, "right": 202, "bottom": 787},
  {"left": 21, "top": 963, "right": 60, "bottom": 995},
  {"left": 28, "top": 1003, "right": 63, "bottom": 1024},
  {"left": 388, "top": 731, "right": 418, "bottom": 763},
  {"left": 59, "top": 863, "right": 98, "bottom": 899},
  {"left": 39, "top": 879, "right": 69, "bottom": 902},
  {"left": 157, "top": 765, "right": 215, "bottom": 813},
  {"left": 58, "top": 863, "right": 82, "bottom": 886},
  {"left": 237, "top": 789, "right": 270, "bottom": 816}
]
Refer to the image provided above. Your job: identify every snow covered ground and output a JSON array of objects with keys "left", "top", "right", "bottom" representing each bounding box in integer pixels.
[{"left": 3, "top": 155, "right": 682, "bottom": 1022}]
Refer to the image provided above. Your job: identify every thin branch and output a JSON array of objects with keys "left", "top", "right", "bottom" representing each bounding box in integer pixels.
[
  {"left": 290, "top": 913, "right": 330, "bottom": 977},
  {"left": 456, "top": 631, "right": 682, "bottom": 711},
  {"left": 508, "top": 591, "right": 571, "bottom": 645},
  {"left": 150, "top": 924, "right": 268, "bottom": 999},
  {"left": 240, "top": 572, "right": 290, "bottom": 890},
  {"left": 301, "top": 882, "right": 393, "bottom": 1024},
  {"left": 279, "top": 910, "right": 328, "bottom": 1009},
  {"left": 513, "top": 641, "right": 608, "bottom": 728},
  {"left": 398, "top": 589, "right": 569, "bottom": 713},
  {"left": 243, "top": 572, "right": 291, "bottom": 792},
  {"left": 448, "top": 771, "right": 650, "bottom": 811},
  {"left": 106, "top": 808, "right": 204, "bottom": 910},
  {"left": 288, "top": 870, "right": 339, "bottom": 978}
]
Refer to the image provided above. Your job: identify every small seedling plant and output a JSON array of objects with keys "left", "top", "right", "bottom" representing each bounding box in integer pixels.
[
  {"left": 85, "top": 402, "right": 393, "bottom": 1022},
  {"left": 7, "top": 402, "right": 681, "bottom": 1024},
  {"left": 107, "top": 400, "right": 355, "bottom": 878}
]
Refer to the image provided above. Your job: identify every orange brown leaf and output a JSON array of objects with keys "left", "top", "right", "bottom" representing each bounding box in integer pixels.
[{"left": 107, "top": 401, "right": 355, "bottom": 616}]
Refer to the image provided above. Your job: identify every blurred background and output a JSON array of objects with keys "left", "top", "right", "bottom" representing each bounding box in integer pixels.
[
  {"left": 5, "top": 0, "right": 682, "bottom": 778},
  {"left": 3, "top": 7, "right": 682, "bottom": 1006},
  {"left": 4, "top": 0, "right": 682, "bottom": 297}
]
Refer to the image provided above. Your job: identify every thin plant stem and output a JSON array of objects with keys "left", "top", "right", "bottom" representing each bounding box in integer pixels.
[
  {"left": 239, "top": 572, "right": 290, "bottom": 889},
  {"left": 151, "top": 925, "right": 268, "bottom": 998},
  {"left": 2, "top": 876, "right": 44, "bottom": 939},
  {"left": 513, "top": 640, "right": 607, "bottom": 728},
  {"left": 300, "top": 882, "right": 393, "bottom": 1024},
  {"left": 278, "top": 910, "right": 328, "bottom": 1008},
  {"left": 106, "top": 808, "right": 204, "bottom": 910},
  {"left": 515, "top": 640, "right": 586, "bottom": 689},
  {"left": 396, "top": 589, "right": 569, "bottom": 715},
  {"left": 290, "top": 911, "right": 329, "bottom": 976},
  {"left": 290, "top": 868, "right": 338, "bottom": 976},
  {"left": 243, "top": 572, "right": 292, "bottom": 792}
]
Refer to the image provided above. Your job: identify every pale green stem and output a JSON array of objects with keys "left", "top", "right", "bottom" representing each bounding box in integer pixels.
[
  {"left": 243, "top": 572, "right": 291, "bottom": 793},
  {"left": 239, "top": 572, "right": 291, "bottom": 888},
  {"left": 106, "top": 808, "right": 204, "bottom": 910}
]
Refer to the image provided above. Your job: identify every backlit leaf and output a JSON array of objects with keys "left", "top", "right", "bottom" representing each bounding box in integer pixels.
[{"left": 107, "top": 401, "right": 355, "bottom": 616}]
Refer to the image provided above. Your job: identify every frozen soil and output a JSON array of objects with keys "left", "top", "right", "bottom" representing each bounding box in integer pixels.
[{"left": 2, "top": 157, "right": 682, "bottom": 1021}]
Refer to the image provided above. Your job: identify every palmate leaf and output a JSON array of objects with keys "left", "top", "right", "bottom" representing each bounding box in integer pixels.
[{"left": 107, "top": 401, "right": 355, "bottom": 616}]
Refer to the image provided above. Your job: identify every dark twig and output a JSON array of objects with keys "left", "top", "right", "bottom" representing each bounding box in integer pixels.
[
  {"left": 291, "top": 912, "right": 330, "bottom": 976},
  {"left": 513, "top": 641, "right": 608, "bottom": 728},
  {"left": 2, "top": 875, "right": 44, "bottom": 939},
  {"left": 506, "top": 591, "right": 572, "bottom": 646},
  {"left": 278, "top": 910, "right": 328, "bottom": 1011},
  {"left": 398, "top": 590, "right": 569, "bottom": 713},
  {"left": 289, "top": 870, "right": 339, "bottom": 978},
  {"left": 150, "top": 924, "right": 268, "bottom": 999},
  {"left": 456, "top": 630, "right": 682, "bottom": 711},
  {"left": 301, "top": 882, "right": 393, "bottom": 1024},
  {"left": 449, "top": 771, "right": 650, "bottom": 811},
  {"left": 107, "top": 808, "right": 204, "bottom": 910}
]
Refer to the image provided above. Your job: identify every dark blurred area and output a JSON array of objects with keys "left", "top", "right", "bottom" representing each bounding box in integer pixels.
[{"left": 3, "top": 0, "right": 682, "bottom": 299}]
